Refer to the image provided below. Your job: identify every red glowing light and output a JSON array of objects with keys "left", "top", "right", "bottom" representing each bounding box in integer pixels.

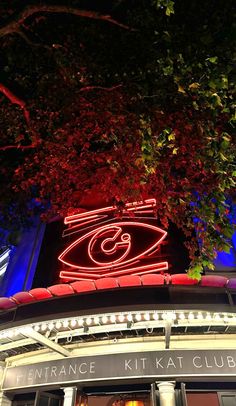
[
  {"left": 60, "top": 262, "right": 168, "bottom": 281},
  {"left": 89, "top": 226, "right": 131, "bottom": 265},
  {"left": 59, "top": 221, "right": 167, "bottom": 270},
  {"left": 64, "top": 198, "right": 156, "bottom": 225},
  {"left": 59, "top": 199, "right": 168, "bottom": 281}
]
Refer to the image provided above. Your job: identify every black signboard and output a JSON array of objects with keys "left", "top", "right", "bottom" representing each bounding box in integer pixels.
[
  {"left": 3, "top": 349, "right": 236, "bottom": 390},
  {"left": 34, "top": 214, "right": 190, "bottom": 287}
]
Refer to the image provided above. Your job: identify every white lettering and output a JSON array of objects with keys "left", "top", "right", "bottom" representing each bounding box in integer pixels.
[
  {"left": 155, "top": 358, "right": 163, "bottom": 368},
  {"left": 214, "top": 356, "right": 224, "bottom": 368},
  {"left": 59, "top": 366, "right": 66, "bottom": 375},
  {"left": 28, "top": 369, "right": 34, "bottom": 381},
  {"left": 140, "top": 358, "right": 147, "bottom": 369},
  {"left": 205, "top": 357, "right": 213, "bottom": 368},
  {"left": 78, "top": 363, "right": 87, "bottom": 374},
  {"left": 35, "top": 369, "right": 43, "bottom": 379},
  {"left": 51, "top": 366, "right": 57, "bottom": 376},
  {"left": 69, "top": 364, "right": 77, "bottom": 375},
  {"left": 90, "top": 362, "right": 95, "bottom": 374},
  {"left": 227, "top": 356, "right": 236, "bottom": 368},
  {"left": 193, "top": 356, "right": 202, "bottom": 368},
  {"left": 167, "top": 357, "right": 176, "bottom": 368},
  {"left": 125, "top": 359, "right": 132, "bottom": 370},
  {"left": 16, "top": 375, "right": 24, "bottom": 384},
  {"left": 44, "top": 367, "right": 50, "bottom": 379},
  {"left": 177, "top": 357, "right": 183, "bottom": 368}
]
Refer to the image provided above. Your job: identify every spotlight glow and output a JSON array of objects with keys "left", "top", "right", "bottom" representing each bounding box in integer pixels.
[
  {"left": 118, "top": 314, "right": 125, "bottom": 323},
  {"left": 127, "top": 314, "right": 133, "bottom": 322},
  {"left": 135, "top": 313, "right": 142, "bottom": 322},
  {"left": 110, "top": 314, "right": 116, "bottom": 323},
  {"left": 94, "top": 316, "right": 100, "bottom": 325},
  {"left": 188, "top": 313, "right": 194, "bottom": 321},
  {"left": 86, "top": 317, "right": 92, "bottom": 325},
  {"left": 197, "top": 312, "right": 203, "bottom": 320},
  {"left": 214, "top": 313, "right": 221, "bottom": 322},
  {"left": 70, "top": 319, "right": 77, "bottom": 328},
  {"left": 102, "top": 315, "right": 108, "bottom": 324},
  {"left": 153, "top": 312, "right": 159, "bottom": 320}
]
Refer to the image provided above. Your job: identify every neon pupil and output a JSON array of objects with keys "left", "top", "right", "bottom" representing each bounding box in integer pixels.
[
  {"left": 101, "top": 232, "right": 130, "bottom": 254},
  {"left": 88, "top": 227, "right": 132, "bottom": 265}
]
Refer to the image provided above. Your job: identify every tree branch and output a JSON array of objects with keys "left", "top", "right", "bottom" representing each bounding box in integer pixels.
[
  {"left": 79, "top": 84, "right": 123, "bottom": 92},
  {"left": 16, "top": 28, "right": 52, "bottom": 50},
  {"left": 0, "top": 82, "right": 30, "bottom": 125},
  {"left": 0, "top": 83, "right": 40, "bottom": 151},
  {"left": 0, "top": 5, "right": 135, "bottom": 41},
  {"left": 0, "top": 143, "right": 37, "bottom": 152}
]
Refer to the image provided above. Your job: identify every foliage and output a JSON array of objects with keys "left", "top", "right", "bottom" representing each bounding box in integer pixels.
[{"left": 0, "top": 0, "right": 235, "bottom": 279}]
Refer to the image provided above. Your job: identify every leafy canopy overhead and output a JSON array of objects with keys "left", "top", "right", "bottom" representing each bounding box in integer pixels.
[{"left": 0, "top": 0, "right": 235, "bottom": 279}]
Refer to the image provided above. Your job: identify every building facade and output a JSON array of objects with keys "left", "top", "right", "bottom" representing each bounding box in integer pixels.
[{"left": 0, "top": 200, "right": 236, "bottom": 406}]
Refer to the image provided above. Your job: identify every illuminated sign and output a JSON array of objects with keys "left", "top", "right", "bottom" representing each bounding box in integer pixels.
[
  {"left": 59, "top": 199, "right": 168, "bottom": 281},
  {"left": 4, "top": 349, "right": 236, "bottom": 389}
]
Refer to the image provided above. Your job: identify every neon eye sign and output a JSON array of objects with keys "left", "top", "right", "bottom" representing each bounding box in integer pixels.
[{"left": 59, "top": 199, "right": 168, "bottom": 281}]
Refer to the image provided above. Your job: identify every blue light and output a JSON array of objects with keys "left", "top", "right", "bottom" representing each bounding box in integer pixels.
[
  {"left": 214, "top": 201, "right": 236, "bottom": 270},
  {"left": 0, "top": 219, "right": 45, "bottom": 297}
]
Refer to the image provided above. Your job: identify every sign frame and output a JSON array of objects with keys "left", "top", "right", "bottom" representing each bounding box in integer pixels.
[{"left": 3, "top": 349, "right": 236, "bottom": 390}]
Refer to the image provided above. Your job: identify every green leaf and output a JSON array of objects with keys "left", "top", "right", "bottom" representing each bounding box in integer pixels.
[
  {"left": 207, "top": 263, "right": 215, "bottom": 270},
  {"left": 220, "top": 140, "right": 229, "bottom": 150},
  {"left": 206, "top": 56, "right": 218, "bottom": 64},
  {"left": 192, "top": 101, "right": 199, "bottom": 110},
  {"left": 166, "top": 1, "right": 175, "bottom": 16},
  {"left": 221, "top": 244, "right": 231, "bottom": 254},
  {"left": 211, "top": 93, "right": 223, "bottom": 107},
  {"left": 163, "top": 64, "right": 174, "bottom": 76},
  {"left": 168, "top": 132, "right": 175, "bottom": 141},
  {"left": 188, "top": 264, "right": 203, "bottom": 280},
  {"left": 222, "top": 227, "right": 234, "bottom": 239},
  {"left": 221, "top": 75, "right": 228, "bottom": 89},
  {"left": 219, "top": 152, "right": 228, "bottom": 161}
]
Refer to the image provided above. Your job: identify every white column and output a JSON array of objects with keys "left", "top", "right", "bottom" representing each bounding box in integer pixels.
[
  {"left": 157, "top": 382, "right": 176, "bottom": 406},
  {"left": 63, "top": 387, "right": 77, "bottom": 406},
  {"left": 0, "top": 393, "right": 13, "bottom": 406}
]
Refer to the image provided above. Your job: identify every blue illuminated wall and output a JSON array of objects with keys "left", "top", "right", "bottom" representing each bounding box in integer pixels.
[
  {"left": 214, "top": 231, "right": 236, "bottom": 271},
  {"left": 0, "top": 219, "right": 45, "bottom": 297},
  {"left": 214, "top": 201, "right": 236, "bottom": 272}
]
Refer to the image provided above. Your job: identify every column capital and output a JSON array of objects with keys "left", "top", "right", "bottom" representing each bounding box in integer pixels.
[
  {"left": 63, "top": 387, "right": 77, "bottom": 394},
  {"left": 157, "top": 381, "right": 175, "bottom": 392}
]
